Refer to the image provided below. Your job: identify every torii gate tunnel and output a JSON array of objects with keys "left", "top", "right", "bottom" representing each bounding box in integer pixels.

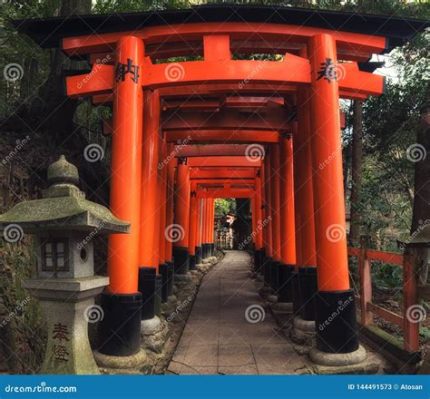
[{"left": 15, "top": 5, "right": 428, "bottom": 359}]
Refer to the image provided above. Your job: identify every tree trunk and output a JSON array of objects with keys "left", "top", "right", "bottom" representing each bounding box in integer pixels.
[
  {"left": 33, "top": 0, "right": 91, "bottom": 142},
  {"left": 411, "top": 87, "right": 430, "bottom": 233},
  {"left": 349, "top": 100, "right": 364, "bottom": 245}
]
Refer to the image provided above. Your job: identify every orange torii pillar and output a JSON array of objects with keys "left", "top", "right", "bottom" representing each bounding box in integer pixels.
[
  {"left": 209, "top": 198, "right": 215, "bottom": 256},
  {"left": 277, "top": 133, "right": 296, "bottom": 305},
  {"left": 259, "top": 158, "right": 269, "bottom": 275},
  {"left": 309, "top": 34, "right": 362, "bottom": 359},
  {"left": 294, "top": 89, "right": 318, "bottom": 327},
  {"left": 173, "top": 158, "right": 191, "bottom": 275},
  {"left": 195, "top": 197, "right": 203, "bottom": 265},
  {"left": 269, "top": 144, "right": 282, "bottom": 296},
  {"left": 201, "top": 198, "right": 208, "bottom": 258},
  {"left": 99, "top": 36, "right": 144, "bottom": 357},
  {"left": 164, "top": 146, "right": 176, "bottom": 296},
  {"left": 202, "top": 197, "right": 211, "bottom": 258},
  {"left": 253, "top": 170, "right": 264, "bottom": 273},
  {"left": 188, "top": 182, "right": 198, "bottom": 270},
  {"left": 203, "top": 197, "right": 215, "bottom": 257},
  {"left": 158, "top": 138, "right": 170, "bottom": 304},
  {"left": 262, "top": 152, "right": 273, "bottom": 287},
  {"left": 136, "top": 89, "right": 161, "bottom": 323}
]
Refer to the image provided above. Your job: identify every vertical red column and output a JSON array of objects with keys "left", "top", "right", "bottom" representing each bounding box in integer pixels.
[
  {"left": 270, "top": 144, "right": 282, "bottom": 294},
  {"left": 294, "top": 89, "right": 318, "bottom": 322},
  {"left": 195, "top": 196, "right": 203, "bottom": 264},
  {"left": 137, "top": 89, "right": 160, "bottom": 322},
  {"left": 100, "top": 36, "right": 144, "bottom": 356},
  {"left": 309, "top": 34, "right": 362, "bottom": 358},
  {"left": 253, "top": 171, "right": 264, "bottom": 273},
  {"left": 165, "top": 145, "right": 176, "bottom": 296},
  {"left": 207, "top": 197, "right": 215, "bottom": 257},
  {"left": 173, "top": 159, "right": 191, "bottom": 275},
  {"left": 278, "top": 134, "right": 296, "bottom": 304},
  {"left": 188, "top": 181, "right": 198, "bottom": 270},
  {"left": 159, "top": 138, "right": 170, "bottom": 304},
  {"left": 263, "top": 152, "right": 273, "bottom": 286}
]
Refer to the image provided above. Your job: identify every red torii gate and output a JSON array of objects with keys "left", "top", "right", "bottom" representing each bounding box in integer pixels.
[{"left": 14, "top": 4, "right": 428, "bottom": 365}]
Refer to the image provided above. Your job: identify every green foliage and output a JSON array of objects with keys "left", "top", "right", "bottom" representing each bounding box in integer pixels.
[{"left": 215, "top": 198, "right": 235, "bottom": 216}]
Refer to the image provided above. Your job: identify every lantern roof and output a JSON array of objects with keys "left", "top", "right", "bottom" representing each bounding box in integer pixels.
[
  {"left": 12, "top": 4, "right": 429, "bottom": 51},
  {"left": 0, "top": 155, "right": 129, "bottom": 234}
]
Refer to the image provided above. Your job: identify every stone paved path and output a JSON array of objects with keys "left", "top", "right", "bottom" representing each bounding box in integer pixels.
[{"left": 168, "top": 250, "right": 307, "bottom": 374}]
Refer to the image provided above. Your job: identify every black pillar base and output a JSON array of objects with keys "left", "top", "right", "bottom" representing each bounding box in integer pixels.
[
  {"left": 315, "top": 289, "right": 359, "bottom": 353},
  {"left": 270, "top": 260, "right": 281, "bottom": 293},
  {"left": 253, "top": 250, "right": 260, "bottom": 272},
  {"left": 210, "top": 243, "right": 215, "bottom": 257},
  {"left": 278, "top": 264, "right": 295, "bottom": 303},
  {"left": 166, "top": 261, "right": 174, "bottom": 297},
  {"left": 202, "top": 243, "right": 210, "bottom": 259},
  {"left": 298, "top": 266, "right": 318, "bottom": 321},
  {"left": 263, "top": 256, "right": 272, "bottom": 286},
  {"left": 154, "top": 274, "right": 162, "bottom": 316},
  {"left": 173, "top": 246, "right": 189, "bottom": 274},
  {"left": 292, "top": 269, "right": 300, "bottom": 314},
  {"left": 195, "top": 246, "right": 202, "bottom": 264},
  {"left": 189, "top": 254, "right": 196, "bottom": 270},
  {"left": 159, "top": 263, "right": 169, "bottom": 303},
  {"left": 98, "top": 292, "right": 142, "bottom": 356},
  {"left": 138, "top": 267, "right": 156, "bottom": 320},
  {"left": 253, "top": 249, "right": 265, "bottom": 273}
]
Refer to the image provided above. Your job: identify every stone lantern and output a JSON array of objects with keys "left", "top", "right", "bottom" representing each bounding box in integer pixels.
[{"left": 0, "top": 155, "right": 129, "bottom": 374}]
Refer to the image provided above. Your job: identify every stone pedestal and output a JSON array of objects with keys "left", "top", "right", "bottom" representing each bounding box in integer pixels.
[
  {"left": 24, "top": 276, "right": 108, "bottom": 374},
  {"left": 291, "top": 316, "right": 316, "bottom": 347}
]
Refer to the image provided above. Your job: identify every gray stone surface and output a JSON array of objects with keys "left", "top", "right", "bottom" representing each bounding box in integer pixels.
[{"left": 168, "top": 251, "right": 307, "bottom": 375}]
